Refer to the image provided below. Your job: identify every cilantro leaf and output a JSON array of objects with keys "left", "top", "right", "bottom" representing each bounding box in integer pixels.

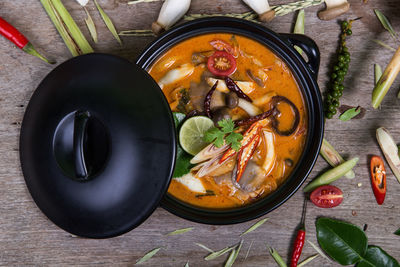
[
  {"left": 225, "top": 132, "right": 243, "bottom": 151},
  {"left": 204, "top": 127, "right": 225, "bottom": 147},
  {"left": 218, "top": 119, "right": 235, "bottom": 134}
]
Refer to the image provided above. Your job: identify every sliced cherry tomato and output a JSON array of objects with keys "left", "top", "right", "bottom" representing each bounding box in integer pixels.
[
  {"left": 207, "top": 51, "right": 237, "bottom": 77},
  {"left": 310, "top": 185, "right": 343, "bottom": 208},
  {"left": 210, "top": 39, "right": 235, "bottom": 55},
  {"left": 370, "top": 155, "right": 386, "bottom": 205}
]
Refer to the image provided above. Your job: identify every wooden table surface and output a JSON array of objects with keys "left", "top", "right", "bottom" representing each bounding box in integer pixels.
[{"left": 1, "top": 0, "right": 400, "bottom": 266}]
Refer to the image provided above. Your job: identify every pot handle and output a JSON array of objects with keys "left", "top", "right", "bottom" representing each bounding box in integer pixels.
[
  {"left": 281, "top": 33, "right": 320, "bottom": 77},
  {"left": 73, "top": 110, "right": 90, "bottom": 180}
]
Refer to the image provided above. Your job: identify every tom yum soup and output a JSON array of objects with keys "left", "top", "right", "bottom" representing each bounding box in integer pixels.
[{"left": 148, "top": 33, "right": 307, "bottom": 209}]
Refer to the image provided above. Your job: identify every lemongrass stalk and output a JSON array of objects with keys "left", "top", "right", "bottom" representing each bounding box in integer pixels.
[
  {"left": 374, "top": 63, "right": 382, "bottom": 85},
  {"left": 268, "top": 246, "right": 287, "bottom": 267},
  {"left": 50, "top": 0, "right": 94, "bottom": 54},
  {"left": 40, "top": 0, "right": 80, "bottom": 56},
  {"left": 294, "top": 9, "right": 305, "bottom": 54},
  {"left": 84, "top": 7, "right": 98, "bottom": 43},
  {"left": 372, "top": 45, "right": 400, "bottom": 109}
]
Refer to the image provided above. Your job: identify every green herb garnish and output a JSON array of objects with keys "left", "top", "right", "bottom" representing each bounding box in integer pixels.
[
  {"left": 316, "top": 218, "right": 400, "bottom": 266},
  {"left": 172, "top": 112, "right": 193, "bottom": 178},
  {"left": 204, "top": 119, "right": 243, "bottom": 151},
  {"left": 195, "top": 190, "right": 215, "bottom": 198}
]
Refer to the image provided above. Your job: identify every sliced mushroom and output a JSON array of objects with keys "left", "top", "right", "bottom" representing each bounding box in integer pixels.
[
  {"left": 242, "top": 0, "right": 276, "bottom": 22},
  {"left": 212, "top": 107, "right": 232, "bottom": 124},
  {"left": 206, "top": 78, "right": 256, "bottom": 95},
  {"left": 318, "top": 0, "right": 350, "bottom": 21},
  {"left": 226, "top": 92, "right": 239, "bottom": 109}
]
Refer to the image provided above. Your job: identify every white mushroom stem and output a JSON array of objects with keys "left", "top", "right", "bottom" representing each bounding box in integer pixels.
[
  {"left": 174, "top": 173, "right": 206, "bottom": 193},
  {"left": 152, "top": 0, "right": 191, "bottom": 34},
  {"left": 158, "top": 63, "right": 194, "bottom": 89},
  {"left": 318, "top": 0, "right": 350, "bottom": 21},
  {"left": 242, "top": 0, "right": 275, "bottom": 22},
  {"left": 206, "top": 78, "right": 256, "bottom": 95}
]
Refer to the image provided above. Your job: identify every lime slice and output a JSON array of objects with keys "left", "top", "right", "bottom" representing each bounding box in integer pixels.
[{"left": 179, "top": 116, "right": 214, "bottom": 156}]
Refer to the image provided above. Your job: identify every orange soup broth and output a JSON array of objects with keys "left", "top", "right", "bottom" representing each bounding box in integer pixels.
[{"left": 148, "top": 33, "right": 307, "bottom": 209}]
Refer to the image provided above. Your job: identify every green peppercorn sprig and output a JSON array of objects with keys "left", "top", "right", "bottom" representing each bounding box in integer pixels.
[{"left": 324, "top": 18, "right": 360, "bottom": 119}]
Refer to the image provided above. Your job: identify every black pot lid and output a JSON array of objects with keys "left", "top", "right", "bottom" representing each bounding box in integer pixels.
[{"left": 20, "top": 53, "right": 176, "bottom": 238}]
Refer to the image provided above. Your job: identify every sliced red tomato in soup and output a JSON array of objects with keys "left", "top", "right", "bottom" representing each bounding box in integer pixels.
[
  {"left": 310, "top": 185, "right": 343, "bottom": 208},
  {"left": 207, "top": 51, "right": 237, "bottom": 76}
]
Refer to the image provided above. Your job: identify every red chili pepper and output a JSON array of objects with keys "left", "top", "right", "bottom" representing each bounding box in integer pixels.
[
  {"left": 0, "top": 17, "right": 53, "bottom": 64},
  {"left": 370, "top": 156, "right": 386, "bottom": 205},
  {"left": 290, "top": 199, "right": 307, "bottom": 267}
]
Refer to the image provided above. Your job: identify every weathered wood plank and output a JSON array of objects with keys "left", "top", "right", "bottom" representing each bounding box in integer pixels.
[{"left": 0, "top": 0, "right": 399, "bottom": 266}]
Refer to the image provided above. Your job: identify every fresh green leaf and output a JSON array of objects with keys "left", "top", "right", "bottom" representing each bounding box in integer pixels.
[
  {"left": 395, "top": 228, "right": 400, "bottom": 236},
  {"left": 268, "top": 246, "right": 287, "bottom": 267},
  {"left": 218, "top": 119, "right": 235, "bottom": 134},
  {"left": 172, "top": 113, "right": 193, "bottom": 178},
  {"left": 339, "top": 106, "right": 362, "bottom": 121},
  {"left": 316, "top": 218, "right": 368, "bottom": 265},
  {"left": 94, "top": 0, "right": 122, "bottom": 45},
  {"left": 372, "top": 39, "right": 396, "bottom": 52},
  {"left": 298, "top": 254, "right": 319, "bottom": 267},
  {"left": 204, "top": 127, "right": 225, "bottom": 147},
  {"left": 195, "top": 243, "right": 214, "bottom": 253},
  {"left": 374, "top": 10, "right": 398, "bottom": 41},
  {"left": 165, "top": 227, "right": 193, "bottom": 236},
  {"left": 375, "top": 64, "right": 382, "bottom": 85},
  {"left": 84, "top": 7, "right": 98, "bottom": 43},
  {"left": 224, "top": 240, "right": 243, "bottom": 267},
  {"left": 135, "top": 247, "right": 162, "bottom": 265},
  {"left": 357, "top": 246, "right": 400, "bottom": 267},
  {"left": 240, "top": 218, "right": 269, "bottom": 236},
  {"left": 225, "top": 132, "right": 243, "bottom": 151}
]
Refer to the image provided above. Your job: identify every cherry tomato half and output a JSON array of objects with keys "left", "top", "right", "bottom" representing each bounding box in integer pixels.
[
  {"left": 207, "top": 51, "right": 237, "bottom": 77},
  {"left": 370, "top": 155, "right": 386, "bottom": 205},
  {"left": 310, "top": 185, "right": 343, "bottom": 208}
]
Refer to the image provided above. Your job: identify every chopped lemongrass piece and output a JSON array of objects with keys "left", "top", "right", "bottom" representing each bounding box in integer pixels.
[
  {"left": 307, "top": 240, "right": 332, "bottom": 262},
  {"left": 303, "top": 157, "right": 359, "bottom": 192},
  {"left": 372, "top": 45, "right": 400, "bottom": 109},
  {"left": 375, "top": 63, "right": 382, "bottom": 85},
  {"left": 165, "top": 227, "right": 193, "bottom": 236},
  {"left": 320, "top": 138, "right": 355, "bottom": 179},
  {"left": 372, "top": 39, "right": 396, "bottom": 52},
  {"left": 75, "top": 0, "right": 89, "bottom": 6},
  {"left": 128, "top": 0, "right": 161, "bottom": 4},
  {"left": 294, "top": 9, "right": 305, "bottom": 54},
  {"left": 135, "top": 247, "right": 162, "bottom": 265},
  {"left": 152, "top": 0, "right": 191, "bottom": 34},
  {"left": 195, "top": 243, "right": 214, "bottom": 253},
  {"left": 298, "top": 254, "right": 319, "bottom": 267},
  {"left": 94, "top": 0, "right": 122, "bottom": 45},
  {"left": 242, "top": 0, "right": 275, "bottom": 22},
  {"left": 40, "top": 0, "right": 80, "bottom": 56},
  {"left": 268, "top": 246, "right": 287, "bottom": 267},
  {"left": 224, "top": 240, "right": 243, "bottom": 267},
  {"left": 184, "top": 262, "right": 189, "bottom": 267},
  {"left": 376, "top": 127, "right": 400, "bottom": 183},
  {"left": 205, "top": 245, "right": 235, "bottom": 261},
  {"left": 84, "top": 7, "right": 97, "bottom": 43},
  {"left": 318, "top": 0, "right": 350, "bottom": 20},
  {"left": 240, "top": 218, "right": 269, "bottom": 236},
  {"left": 50, "top": 0, "right": 94, "bottom": 54},
  {"left": 244, "top": 240, "right": 254, "bottom": 261},
  {"left": 357, "top": 182, "right": 362, "bottom": 187},
  {"left": 374, "top": 9, "right": 399, "bottom": 41}
]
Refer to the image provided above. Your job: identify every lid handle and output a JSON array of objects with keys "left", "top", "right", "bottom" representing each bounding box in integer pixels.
[{"left": 73, "top": 110, "right": 90, "bottom": 180}]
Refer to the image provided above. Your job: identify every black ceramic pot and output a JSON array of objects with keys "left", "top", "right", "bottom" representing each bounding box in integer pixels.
[{"left": 136, "top": 17, "right": 324, "bottom": 224}]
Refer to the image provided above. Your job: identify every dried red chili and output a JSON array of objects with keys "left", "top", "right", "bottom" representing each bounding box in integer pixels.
[
  {"left": 224, "top": 77, "right": 253, "bottom": 102},
  {"left": 234, "top": 108, "right": 277, "bottom": 127},
  {"left": 370, "top": 155, "right": 386, "bottom": 205},
  {"left": 0, "top": 17, "right": 53, "bottom": 63},
  {"left": 204, "top": 81, "right": 218, "bottom": 118}
]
